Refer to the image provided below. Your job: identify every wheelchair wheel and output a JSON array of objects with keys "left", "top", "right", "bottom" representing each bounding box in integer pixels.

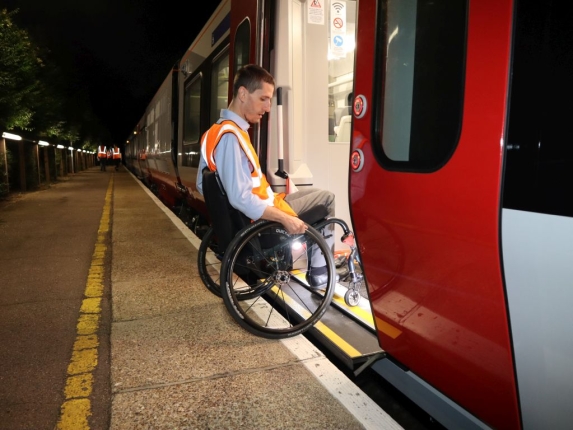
[
  {"left": 344, "top": 288, "right": 361, "bottom": 307},
  {"left": 197, "top": 226, "right": 223, "bottom": 297},
  {"left": 198, "top": 226, "right": 262, "bottom": 299},
  {"left": 220, "top": 220, "right": 336, "bottom": 339}
]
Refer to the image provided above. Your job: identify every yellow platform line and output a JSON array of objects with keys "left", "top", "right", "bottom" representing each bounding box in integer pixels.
[
  {"left": 270, "top": 286, "right": 363, "bottom": 358},
  {"left": 55, "top": 176, "right": 113, "bottom": 430},
  {"left": 291, "top": 270, "right": 375, "bottom": 328}
]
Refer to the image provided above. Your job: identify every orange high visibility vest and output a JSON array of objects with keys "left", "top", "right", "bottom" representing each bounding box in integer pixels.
[
  {"left": 200, "top": 120, "right": 297, "bottom": 217},
  {"left": 98, "top": 145, "right": 107, "bottom": 158},
  {"left": 112, "top": 147, "right": 121, "bottom": 159}
]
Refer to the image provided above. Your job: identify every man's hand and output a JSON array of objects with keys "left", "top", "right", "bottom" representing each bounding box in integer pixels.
[
  {"left": 261, "top": 206, "right": 308, "bottom": 235},
  {"left": 281, "top": 214, "right": 308, "bottom": 234}
]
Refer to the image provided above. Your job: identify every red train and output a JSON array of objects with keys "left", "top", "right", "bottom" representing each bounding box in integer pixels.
[{"left": 124, "top": 1, "right": 573, "bottom": 428}]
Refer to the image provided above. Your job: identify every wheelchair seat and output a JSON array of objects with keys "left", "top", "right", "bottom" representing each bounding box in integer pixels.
[{"left": 202, "top": 168, "right": 329, "bottom": 249}]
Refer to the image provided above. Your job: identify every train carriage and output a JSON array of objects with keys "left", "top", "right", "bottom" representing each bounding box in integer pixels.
[
  {"left": 125, "top": 0, "right": 573, "bottom": 428},
  {"left": 124, "top": 68, "right": 180, "bottom": 206},
  {"left": 351, "top": 0, "right": 572, "bottom": 429}
]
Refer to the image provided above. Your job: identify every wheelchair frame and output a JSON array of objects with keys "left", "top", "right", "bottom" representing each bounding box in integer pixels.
[{"left": 197, "top": 169, "right": 361, "bottom": 339}]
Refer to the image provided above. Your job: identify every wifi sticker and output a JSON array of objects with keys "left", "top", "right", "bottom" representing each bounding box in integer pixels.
[{"left": 330, "top": 1, "right": 347, "bottom": 58}]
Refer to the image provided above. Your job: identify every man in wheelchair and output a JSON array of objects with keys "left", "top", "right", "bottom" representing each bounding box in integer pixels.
[{"left": 196, "top": 64, "right": 337, "bottom": 290}]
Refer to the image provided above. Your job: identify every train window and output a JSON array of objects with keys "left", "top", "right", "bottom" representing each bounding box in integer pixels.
[
  {"left": 146, "top": 110, "right": 155, "bottom": 155},
  {"left": 182, "top": 75, "right": 202, "bottom": 167},
  {"left": 504, "top": 0, "right": 573, "bottom": 217},
  {"left": 210, "top": 50, "right": 230, "bottom": 126},
  {"left": 233, "top": 19, "right": 250, "bottom": 81},
  {"left": 373, "top": 0, "right": 467, "bottom": 171}
]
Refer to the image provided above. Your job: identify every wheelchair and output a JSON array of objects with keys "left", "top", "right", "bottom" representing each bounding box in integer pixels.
[{"left": 197, "top": 169, "right": 363, "bottom": 339}]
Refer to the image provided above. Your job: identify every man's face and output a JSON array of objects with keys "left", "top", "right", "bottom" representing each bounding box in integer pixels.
[{"left": 242, "top": 82, "right": 274, "bottom": 124}]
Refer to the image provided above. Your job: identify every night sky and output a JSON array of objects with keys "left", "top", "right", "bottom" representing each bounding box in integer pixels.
[{"left": 1, "top": 0, "right": 222, "bottom": 144}]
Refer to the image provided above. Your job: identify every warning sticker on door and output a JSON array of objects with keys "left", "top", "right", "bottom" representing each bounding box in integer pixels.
[{"left": 308, "top": 0, "right": 324, "bottom": 25}]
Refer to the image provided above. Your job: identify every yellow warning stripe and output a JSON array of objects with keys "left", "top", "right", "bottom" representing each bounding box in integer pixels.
[
  {"left": 311, "top": 319, "right": 363, "bottom": 358},
  {"left": 270, "top": 286, "right": 363, "bottom": 358},
  {"left": 375, "top": 316, "right": 402, "bottom": 339},
  {"left": 291, "top": 270, "right": 375, "bottom": 328},
  {"left": 290, "top": 272, "right": 403, "bottom": 339},
  {"left": 55, "top": 176, "right": 113, "bottom": 429},
  {"left": 330, "top": 294, "right": 374, "bottom": 326}
]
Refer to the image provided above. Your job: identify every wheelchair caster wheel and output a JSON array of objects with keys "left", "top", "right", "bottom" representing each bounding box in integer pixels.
[{"left": 344, "top": 289, "right": 360, "bottom": 307}]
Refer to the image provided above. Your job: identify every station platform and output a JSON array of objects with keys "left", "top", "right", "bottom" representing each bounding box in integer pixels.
[{"left": 0, "top": 166, "right": 403, "bottom": 430}]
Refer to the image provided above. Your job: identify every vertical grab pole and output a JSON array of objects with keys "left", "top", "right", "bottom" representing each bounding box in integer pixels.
[
  {"left": 274, "top": 87, "right": 297, "bottom": 193},
  {"left": 275, "top": 87, "right": 288, "bottom": 180}
]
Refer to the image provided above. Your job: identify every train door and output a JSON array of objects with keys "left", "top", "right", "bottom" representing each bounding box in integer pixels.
[
  {"left": 226, "top": 0, "right": 358, "bottom": 242},
  {"left": 350, "top": 1, "right": 520, "bottom": 429},
  {"left": 176, "top": 0, "right": 231, "bottom": 224},
  {"left": 228, "top": 0, "right": 256, "bottom": 75},
  {"left": 135, "top": 121, "right": 151, "bottom": 187},
  {"left": 239, "top": 0, "right": 358, "bottom": 243}
]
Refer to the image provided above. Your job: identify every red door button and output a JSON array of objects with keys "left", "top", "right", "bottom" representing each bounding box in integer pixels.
[
  {"left": 353, "top": 95, "right": 367, "bottom": 119},
  {"left": 351, "top": 149, "right": 364, "bottom": 172}
]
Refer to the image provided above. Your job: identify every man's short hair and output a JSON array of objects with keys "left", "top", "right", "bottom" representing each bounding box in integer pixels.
[{"left": 233, "top": 64, "right": 275, "bottom": 97}]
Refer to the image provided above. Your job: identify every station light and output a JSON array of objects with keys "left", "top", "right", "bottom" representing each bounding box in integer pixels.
[
  {"left": 68, "top": 146, "right": 74, "bottom": 150},
  {"left": 2, "top": 132, "right": 22, "bottom": 141},
  {"left": 38, "top": 140, "right": 50, "bottom": 146},
  {"left": 56, "top": 144, "right": 65, "bottom": 149}
]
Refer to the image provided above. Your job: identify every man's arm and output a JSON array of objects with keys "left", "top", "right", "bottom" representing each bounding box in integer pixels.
[
  {"left": 196, "top": 153, "right": 207, "bottom": 195},
  {"left": 215, "top": 136, "right": 307, "bottom": 234}
]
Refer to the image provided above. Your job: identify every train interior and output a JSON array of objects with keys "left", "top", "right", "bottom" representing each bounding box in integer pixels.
[{"left": 268, "top": 0, "right": 357, "bottom": 248}]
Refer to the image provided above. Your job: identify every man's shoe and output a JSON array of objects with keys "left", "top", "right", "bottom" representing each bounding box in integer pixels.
[
  {"left": 306, "top": 267, "right": 339, "bottom": 290},
  {"left": 334, "top": 254, "right": 347, "bottom": 268}
]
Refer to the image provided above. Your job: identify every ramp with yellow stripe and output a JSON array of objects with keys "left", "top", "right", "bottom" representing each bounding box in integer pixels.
[{"left": 278, "top": 271, "right": 387, "bottom": 373}]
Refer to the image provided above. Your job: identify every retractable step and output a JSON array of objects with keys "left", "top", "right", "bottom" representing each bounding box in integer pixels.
[{"left": 272, "top": 274, "right": 386, "bottom": 373}]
